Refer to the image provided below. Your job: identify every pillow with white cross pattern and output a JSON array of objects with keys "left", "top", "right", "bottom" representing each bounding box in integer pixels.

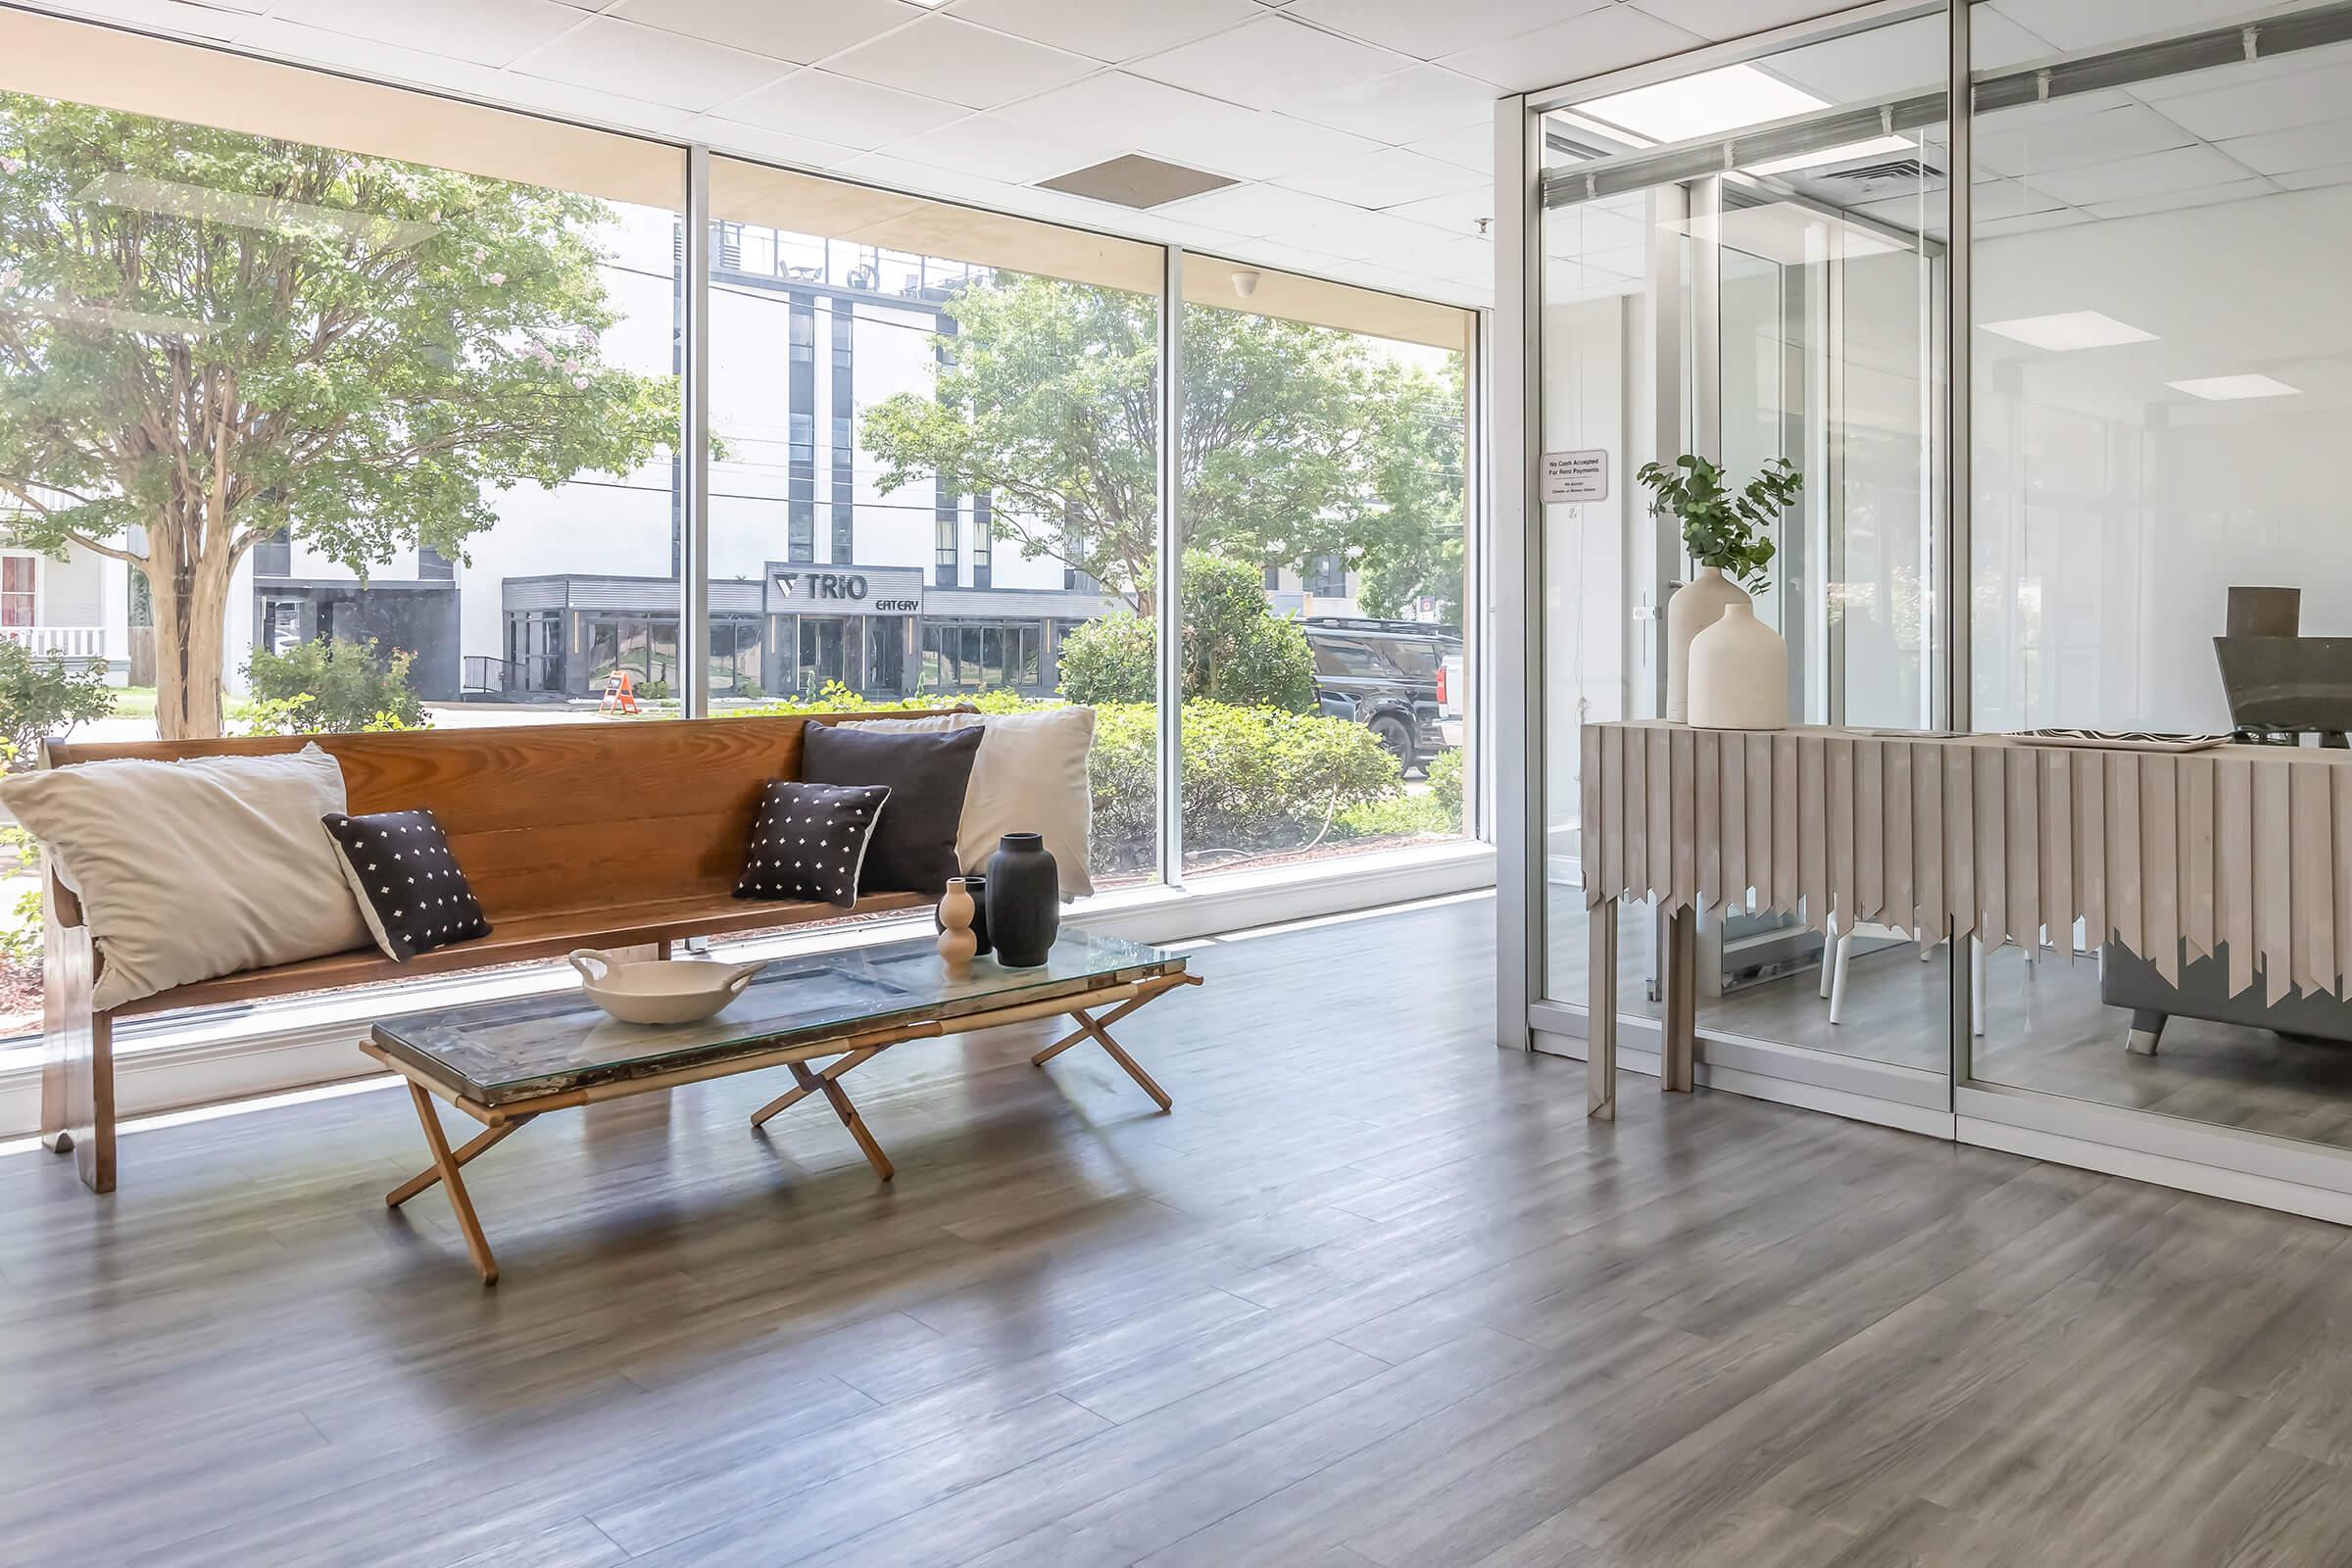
[
  {"left": 320, "top": 808, "right": 493, "bottom": 961},
  {"left": 733, "top": 780, "right": 892, "bottom": 909}
]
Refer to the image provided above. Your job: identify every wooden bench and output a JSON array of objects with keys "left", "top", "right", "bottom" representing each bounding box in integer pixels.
[{"left": 35, "top": 709, "right": 964, "bottom": 1192}]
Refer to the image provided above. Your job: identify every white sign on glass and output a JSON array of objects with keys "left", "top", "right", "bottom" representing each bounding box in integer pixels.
[{"left": 1540, "top": 449, "right": 1608, "bottom": 504}]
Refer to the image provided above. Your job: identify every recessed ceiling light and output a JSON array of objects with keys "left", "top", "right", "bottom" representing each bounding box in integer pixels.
[
  {"left": 1578, "top": 65, "right": 1827, "bottom": 146},
  {"left": 2168, "top": 373, "right": 2301, "bottom": 400},
  {"left": 1744, "top": 134, "right": 1914, "bottom": 177},
  {"left": 1980, "top": 311, "right": 2157, "bottom": 352}
]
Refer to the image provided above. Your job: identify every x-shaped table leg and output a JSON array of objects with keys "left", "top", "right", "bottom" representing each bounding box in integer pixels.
[
  {"left": 1032, "top": 974, "right": 1200, "bottom": 1110},
  {"left": 390, "top": 1083, "right": 527, "bottom": 1286},
  {"left": 783, "top": 1057, "right": 895, "bottom": 1181}
]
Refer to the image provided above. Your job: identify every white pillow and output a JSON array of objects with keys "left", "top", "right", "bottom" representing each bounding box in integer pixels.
[
  {"left": 850, "top": 708, "right": 1096, "bottom": 898},
  {"left": 0, "top": 744, "right": 373, "bottom": 1011}
]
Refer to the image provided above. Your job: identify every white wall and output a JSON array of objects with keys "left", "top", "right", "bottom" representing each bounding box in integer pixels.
[{"left": 1972, "top": 182, "right": 2352, "bottom": 733}]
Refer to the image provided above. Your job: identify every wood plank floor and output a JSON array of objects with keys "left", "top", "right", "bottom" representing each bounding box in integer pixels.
[{"left": 8, "top": 895, "right": 2352, "bottom": 1566}]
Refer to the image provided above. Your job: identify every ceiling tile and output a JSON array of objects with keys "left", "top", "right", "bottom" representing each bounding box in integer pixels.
[
  {"left": 605, "top": 0, "right": 923, "bottom": 64},
  {"left": 1984, "top": 0, "right": 2265, "bottom": 53},
  {"left": 727, "top": 68, "right": 967, "bottom": 149},
  {"left": 1133, "top": 13, "right": 1413, "bottom": 111},
  {"left": 1972, "top": 103, "right": 2193, "bottom": 179},
  {"left": 2082, "top": 176, "right": 2275, "bottom": 221},
  {"left": 485, "top": 71, "right": 700, "bottom": 135},
  {"left": 1405, "top": 121, "right": 1496, "bottom": 172},
  {"left": 1264, "top": 203, "right": 1446, "bottom": 261},
  {"left": 2213, "top": 120, "right": 2352, "bottom": 178},
  {"left": 1158, "top": 181, "right": 1375, "bottom": 237},
  {"left": 38, "top": 0, "right": 254, "bottom": 40},
  {"left": 948, "top": 0, "right": 1262, "bottom": 63},
  {"left": 1746, "top": 13, "right": 1943, "bottom": 105},
  {"left": 1283, "top": 0, "right": 1604, "bottom": 61},
  {"left": 690, "top": 116, "right": 863, "bottom": 171},
  {"left": 1636, "top": 0, "right": 1854, "bottom": 40},
  {"left": 1292, "top": 63, "right": 1500, "bottom": 144},
  {"left": 512, "top": 15, "right": 788, "bottom": 111},
  {"left": 2270, "top": 163, "right": 2352, "bottom": 194},
  {"left": 271, "top": 0, "right": 583, "bottom": 68},
  {"left": 1384, "top": 185, "right": 1494, "bottom": 234},
  {"left": 2029, "top": 143, "right": 2251, "bottom": 207},
  {"left": 1275, "top": 145, "right": 1485, "bottom": 207},
  {"left": 233, "top": 18, "right": 507, "bottom": 98},
  {"left": 997, "top": 73, "right": 1381, "bottom": 181},
  {"left": 1441, "top": 6, "right": 1705, "bottom": 93},
  {"left": 2147, "top": 64, "right": 2351, "bottom": 143},
  {"left": 875, "top": 114, "right": 1123, "bottom": 184},
  {"left": 825, "top": 15, "right": 1097, "bottom": 110}
]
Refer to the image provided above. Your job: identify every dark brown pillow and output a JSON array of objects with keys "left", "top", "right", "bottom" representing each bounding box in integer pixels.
[{"left": 800, "top": 721, "right": 982, "bottom": 896}]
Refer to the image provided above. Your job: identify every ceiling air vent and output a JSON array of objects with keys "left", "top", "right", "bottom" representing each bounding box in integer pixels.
[
  {"left": 1038, "top": 155, "right": 1237, "bottom": 209},
  {"left": 1821, "top": 158, "right": 1940, "bottom": 185}
]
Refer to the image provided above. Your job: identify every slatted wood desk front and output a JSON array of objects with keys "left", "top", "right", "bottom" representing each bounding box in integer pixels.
[{"left": 1577, "top": 722, "right": 2352, "bottom": 1118}]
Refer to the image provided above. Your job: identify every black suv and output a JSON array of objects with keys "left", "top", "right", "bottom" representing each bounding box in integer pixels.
[{"left": 1302, "top": 616, "right": 1463, "bottom": 774}]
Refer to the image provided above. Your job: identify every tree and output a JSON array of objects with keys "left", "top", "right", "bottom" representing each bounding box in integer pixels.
[
  {"left": 859, "top": 274, "right": 1464, "bottom": 615},
  {"left": 1057, "top": 551, "right": 1316, "bottom": 711},
  {"left": 0, "top": 94, "right": 679, "bottom": 738}
]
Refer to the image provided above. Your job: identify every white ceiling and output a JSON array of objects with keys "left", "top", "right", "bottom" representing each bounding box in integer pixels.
[{"left": 12, "top": 0, "right": 1879, "bottom": 311}]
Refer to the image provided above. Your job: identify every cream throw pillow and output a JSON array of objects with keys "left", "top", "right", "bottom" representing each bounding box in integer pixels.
[
  {"left": 0, "top": 744, "right": 373, "bottom": 1011},
  {"left": 849, "top": 707, "right": 1096, "bottom": 898}
]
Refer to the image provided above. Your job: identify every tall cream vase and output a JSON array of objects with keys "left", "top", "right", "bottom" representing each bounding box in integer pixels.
[
  {"left": 1688, "top": 598, "right": 1788, "bottom": 730},
  {"left": 1664, "top": 565, "right": 1747, "bottom": 722}
]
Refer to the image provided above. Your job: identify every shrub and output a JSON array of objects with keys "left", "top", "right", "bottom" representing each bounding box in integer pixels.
[
  {"left": 1057, "top": 552, "right": 1316, "bottom": 713},
  {"left": 242, "top": 638, "right": 428, "bottom": 734},
  {"left": 1054, "top": 614, "right": 1154, "bottom": 706},
  {"left": 1086, "top": 699, "right": 1400, "bottom": 871},
  {"left": 0, "top": 638, "right": 114, "bottom": 766},
  {"left": 1429, "top": 745, "right": 1465, "bottom": 829}
]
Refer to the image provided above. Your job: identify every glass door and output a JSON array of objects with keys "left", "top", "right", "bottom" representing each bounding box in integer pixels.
[{"left": 1535, "top": 8, "right": 1952, "bottom": 1093}]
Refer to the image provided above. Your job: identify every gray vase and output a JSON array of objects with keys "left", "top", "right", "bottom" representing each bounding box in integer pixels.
[{"left": 984, "top": 834, "right": 1059, "bottom": 968}]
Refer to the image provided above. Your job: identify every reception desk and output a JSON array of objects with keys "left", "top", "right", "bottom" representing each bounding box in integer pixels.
[{"left": 1577, "top": 722, "right": 2352, "bottom": 1118}]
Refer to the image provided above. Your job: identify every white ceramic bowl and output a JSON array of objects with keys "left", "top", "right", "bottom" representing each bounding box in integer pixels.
[{"left": 567, "top": 949, "right": 767, "bottom": 1026}]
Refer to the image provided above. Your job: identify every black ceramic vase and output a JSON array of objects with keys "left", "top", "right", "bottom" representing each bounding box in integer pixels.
[
  {"left": 984, "top": 833, "right": 1059, "bottom": 968},
  {"left": 933, "top": 875, "right": 990, "bottom": 956}
]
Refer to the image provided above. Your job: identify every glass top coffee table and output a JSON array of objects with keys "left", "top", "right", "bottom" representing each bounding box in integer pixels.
[{"left": 363, "top": 929, "right": 1198, "bottom": 1284}]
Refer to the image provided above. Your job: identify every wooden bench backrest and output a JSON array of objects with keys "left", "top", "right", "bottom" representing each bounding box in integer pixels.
[{"left": 43, "top": 710, "right": 964, "bottom": 921}]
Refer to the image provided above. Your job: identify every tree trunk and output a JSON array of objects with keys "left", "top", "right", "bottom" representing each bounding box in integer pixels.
[{"left": 148, "top": 552, "right": 230, "bottom": 743}]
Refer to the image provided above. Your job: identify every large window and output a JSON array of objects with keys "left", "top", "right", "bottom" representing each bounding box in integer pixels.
[
  {"left": 0, "top": 10, "right": 1484, "bottom": 1054},
  {"left": 1179, "top": 265, "right": 1476, "bottom": 878},
  {"left": 706, "top": 156, "right": 1165, "bottom": 891}
]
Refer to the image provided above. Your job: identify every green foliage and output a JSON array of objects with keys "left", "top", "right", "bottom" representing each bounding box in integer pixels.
[
  {"left": 1429, "top": 745, "right": 1465, "bottom": 828},
  {"left": 1054, "top": 614, "right": 1155, "bottom": 707},
  {"left": 1088, "top": 699, "right": 1401, "bottom": 871},
  {"left": 241, "top": 638, "right": 427, "bottom": 734},
  {"left": 0, "top": 639, "right": 114, "bottom": 766},
  {"left": 859, "top": 273, "right": 1464, "bottom": 615},
  {"left": 1056, "top": 554, "right": 1315, "bottom": 712},
  {"left": 0, "top": 92, "right": 681, "bottom": 735},
  {"left": 1635, "top": 455, "right": 1802, "bottom": 594}
]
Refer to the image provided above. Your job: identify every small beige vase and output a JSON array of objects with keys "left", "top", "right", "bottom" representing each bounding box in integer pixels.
[
  {"left": 1664, "top": 566, "right": 1747, "bottom": 722},
  {"left": 1688, "top": 599, "right": 1788, "bottom": 730}
]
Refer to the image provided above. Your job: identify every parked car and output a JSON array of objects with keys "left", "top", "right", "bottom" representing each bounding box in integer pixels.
[{"left": 1302, "top": 616, "right": 1463, "bottom": 774}]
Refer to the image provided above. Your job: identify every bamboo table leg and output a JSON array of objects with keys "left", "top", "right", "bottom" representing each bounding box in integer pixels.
[
  {"left": 750, "top": 1048, "right": 880, "bottom": 1128},
  {"left": 387, "top": 1114, "right": 529, "bottom": 1207},
  {"left": 1660, "top": 906, "right": 1697, "bottom": 1094},
  {"left": 1032, "top": 973, "right": 1198, "bottom": 1110},
  {"left": 1589, "top": 896, "right": 1617, "bottom": 1120},
  {"left": 401, "top": 1082, "right": 503, "bottom": 1287},
  {"left": 789, "top": 1059, "right": 894, "bottom": 1181}
]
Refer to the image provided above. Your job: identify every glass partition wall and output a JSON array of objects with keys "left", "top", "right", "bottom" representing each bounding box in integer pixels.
[
  {"left": 0, "top": 8, "right": 1485, "bottom": 1051},
  {"left": 1510, "top": 0, "right": 2352, "bottom": 1217},
  {"left": 1532, "top": 7, "right": 1952, "bottom": 1107}
]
